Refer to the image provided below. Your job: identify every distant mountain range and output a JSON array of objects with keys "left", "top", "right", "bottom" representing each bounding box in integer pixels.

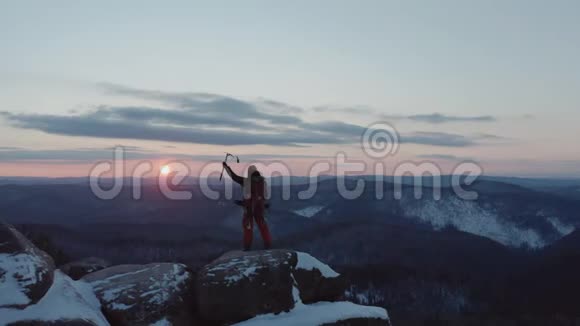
[{"left": 2, "top": 176, "right": 580, "bottom": 324}]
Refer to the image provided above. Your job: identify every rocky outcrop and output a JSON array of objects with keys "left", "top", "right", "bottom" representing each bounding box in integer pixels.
[
  {"left": 0, "top": 223, "right": 55, "bottom": 309},
  {"left": 0, "top": 271, "right": 109, "bottom": 325},
  {"left": 60, "top": 257, "right": 110, "bottom": 280},
  {"left": 293, "top": 251, "right": 348, "bottom": 304},
  {"left": 196, "top": 250, "right": 297, "bottom": 323},
  {"left": 82, "top": 263, "right": 195, "bottom": 326},
  {"left": 197, "top": 250, "right": 390, "bottom": 325},
  {"left": 1, "top": 223, "right": 391, "bottom": 326}
]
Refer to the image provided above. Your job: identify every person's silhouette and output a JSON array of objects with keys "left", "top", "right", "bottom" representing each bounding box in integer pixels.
[{"left": 223, "top": 162, "right": 272, "bottom": 251}]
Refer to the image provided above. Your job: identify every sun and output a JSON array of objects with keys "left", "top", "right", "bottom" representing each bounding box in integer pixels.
[{"left": 160, "top": 165, "right": 171, "bottom": 176}]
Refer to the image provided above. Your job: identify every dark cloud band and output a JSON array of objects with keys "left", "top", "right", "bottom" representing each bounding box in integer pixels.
[{"left": 1, "top": 84, "right": 502, "bottom": 149}]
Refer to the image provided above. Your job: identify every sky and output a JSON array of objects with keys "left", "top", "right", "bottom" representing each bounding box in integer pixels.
[{"left": 1, "top": 0, "right": 579, "bottom": 178}]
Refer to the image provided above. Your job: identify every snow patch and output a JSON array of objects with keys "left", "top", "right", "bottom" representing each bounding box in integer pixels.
[
  {"left": 89, "top": 266, "right": 151, "bottom": 287},
  {"left": 150, "top": 317, "right": 171, "bottom": 326},
  {"left": 292, "top": 285, "right": 301, "bottom": 304},
  {"left": 547, "top": 217, "right": 575, "bottom": 237},
  {"left": 296, "top": 252, "right": 339, "bottom": 278},
  {"left": 225, "top": 266, "right": 259, "bottom": 283},
  {"left": 88, "top": 264, "right": 191, "bottom": 310},
  {"left": 142, "top": 264, "right": 190, "bottom": 305},
  {"left": 237, "top": 274, "right": 387, "bottom": 325},
  {"left": 345, "top": 285, "right": 385, "bottom": 306},
  {"left": 0, "top": 271, "right": 109, "bottom": 325},
  {"left": 0, "top": 253, "right": 49, "bottom": 306},
  {"left": 233, "top": 301, "right": 388, "bottom": 326},
  {"left": 402, "top": 196, "right": 547, "bottom": 248},
  {"left": 293, "top": 206, "right": 325, "bottom": 218},
  {"left": 101, "top": 284, "right": 134, "bottom": 302}
]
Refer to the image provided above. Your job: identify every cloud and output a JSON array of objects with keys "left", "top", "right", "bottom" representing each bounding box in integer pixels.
[
  {"left": 0, "top": 111, "right": 343, "bottom": 146},
  {"left": 403, "top": 132, "right": 477, "bottom": 147},
  {"left": 406, "top": 113, "right": 496, "bottom": 124},
  {"left": 99, "top": 83, "right": 303, "bottom": 125},
  {"left": 2, "top": 110, "right": 492, "bottom": 148},
  {"left": 474, "top": 133, "right": 510, "bottom": 141},
  {"left": 311, "top": 105, "right": 376, "bottom": 115},
  {"left": 102, "top": 84, "right": 499, "bottom": 125},
  {"left": 0, "top": 146, "right": 330, "bottom": 163},
  {"left": 416, "top": 154, "right": 474, "bottom": 161},
  {"left": 0, "top": 147, "right": 163, "bottom": 162},
  {"left": 89, "top": 105, "right": 272, "bottom": 130},
  {"left": 311, "top": 106, "right": 498, "bottom": 125},
  {"left": 1, "top": 84, "right": 502, "bottom": 149}
]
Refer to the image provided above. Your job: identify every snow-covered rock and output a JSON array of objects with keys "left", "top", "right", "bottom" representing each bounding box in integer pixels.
[
  {"left": 293, "top": 252, "right": 346, "bottom": 304},
  {"left": 196, "top": 250, "right": 350, "bottom": 324},
  {"left": 234, "top": 283, "right": 389, "bottom": 326},
  {"left": 0, "top": 271, "right": 109, "bottom": 325},
  {"left": 1, "top": 224, "right": 391, "bottom": 326},
  {"left": 234, "top": 301, "right": 389, "bottom": 326},
  {"left": 82, "top": 263, "right": 195, "bottom": 326},
  {"left": 196, "top": 250, "right": 296, "bottom": 323},
  {"left": 0, "top": 223, "right": 55, "bottom": 309},
  {"left": 60, "top": 257, "right": 111, "bottom": 280}
]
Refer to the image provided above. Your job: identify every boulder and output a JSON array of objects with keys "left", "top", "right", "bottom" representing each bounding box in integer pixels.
[
  {"left": 82, "top": 263, "right": 195, "bottom": 326},
  {"left": 0, "top": 271, "right": 109, "bottom": 326},
  {"left": 196, "top": 250, "right": 297, "bottom": 323},
  {"left": 196, "top": 250, "right": 348, "bottom": 324},
  {"left": 293, "top": 251, "right": 347, "bottom": 303},
  {"left": 0, "top": 223, "right": 55, "bottom": 308},
  {"left": 60, "top": 257, "right": 110, "bottom": 280}
]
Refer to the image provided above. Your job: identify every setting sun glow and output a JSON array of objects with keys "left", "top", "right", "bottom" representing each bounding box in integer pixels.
[{"left": 160, "top": 165, "right": 171, "bottom": 176}]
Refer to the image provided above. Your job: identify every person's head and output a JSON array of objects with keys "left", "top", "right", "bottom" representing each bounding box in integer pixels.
[{"left": 247, "top": 165, "right": 260, "bottom": 177}]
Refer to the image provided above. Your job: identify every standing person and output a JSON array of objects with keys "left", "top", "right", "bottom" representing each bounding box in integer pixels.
[{"left": 222, "top": 162, "right": 272, "bottom": 250}]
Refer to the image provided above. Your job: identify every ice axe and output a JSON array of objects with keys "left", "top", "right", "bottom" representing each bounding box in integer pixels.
[{"left": 219, "top": 152, "right": 240, "bottom": 181}]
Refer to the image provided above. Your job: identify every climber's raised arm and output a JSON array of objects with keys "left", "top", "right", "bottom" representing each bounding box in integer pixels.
[{"left": 222, "top": 162, "right": 244, "bottom": 185}]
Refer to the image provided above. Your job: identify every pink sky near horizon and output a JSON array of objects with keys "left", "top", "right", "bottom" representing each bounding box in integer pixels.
[{"left": 1, "top": 156, "right": 578, "bottom": 179}]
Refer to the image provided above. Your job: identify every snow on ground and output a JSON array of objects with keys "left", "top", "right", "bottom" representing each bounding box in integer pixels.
[
  {"left": 547, "top": 217, "right": 575, "bottom": 237},
  {"left": 345, "top": 286, "right": 385, "bottom": 306},
  {"left": 293, "top": 206, "right": 325, "bottom": 218},
  {"left": 402, "top": 196, "right": 547, "bottom": 248},
  {"left": 225, "top": 266, "right": 259, "bottom": 284},
  {"left": 89, "top": 264, "right": 190, "bottom": 309},
  {"left": 150, "top": 317, "right": 171, "bottom": 326},
  {"left": 142, "top": 264, "right": 191, "bottom": 305},
  {"left": 296, "top": 252, "right": 339, "bottom": 278},
  {"left": 0, "top": 253, "right": 50, "bottom": 307},
  {"left": 0, "top": 271, "right": 109, "bottom": 325},
  {"left": 207, "top": 251, "right": 293, "bottom": 285},
  {"left": 233, "top": 300, "right": 388, "bottom": 326},
  {"left": 235, "top": 279, "right": 388, "bottom": 326},
  {"left": 209, "top": 257, "right": 261, "bottom": 284},
  {"left": 89, "top": 266, "right": 151, "bottom": 288}
]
